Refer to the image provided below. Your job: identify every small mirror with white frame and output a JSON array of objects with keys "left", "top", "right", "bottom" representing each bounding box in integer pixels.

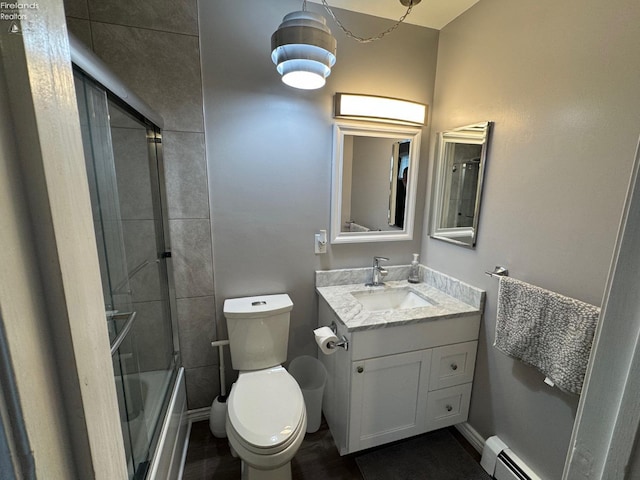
[
  {"left": 430, "top": 121, "right": 493, "bottom": 248},
  {"left": 331, "top": 120, "right": 421, "bottom": 244}
]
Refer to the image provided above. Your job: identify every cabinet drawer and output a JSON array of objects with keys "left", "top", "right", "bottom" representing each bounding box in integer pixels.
[
  {"left": 351, "top": 314, "right": 481, "bottom": 360},
  {"left": 428, "top": 341, "right": 477, "bottom": 391},
  {"left": 425, "top": 383, "right": 472, "bottom": 430}
]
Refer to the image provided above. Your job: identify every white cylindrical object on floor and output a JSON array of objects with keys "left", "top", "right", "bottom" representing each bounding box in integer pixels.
[
  {"left": 289, "top": 355, "right": 327, "bottom": 433},
  {"left": 314, "top": 326, "right": 338, "bottom": 355},
  {"left": 209, "top": 396, "right": 227, "bottom": 438}
]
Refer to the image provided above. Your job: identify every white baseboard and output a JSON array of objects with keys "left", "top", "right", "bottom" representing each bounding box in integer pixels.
[
  {"left": 188, "top": 406, "right": 211, "bottom": 423},
  {"left": 455, "top": 422, "right": 485, "bottom": 453}
]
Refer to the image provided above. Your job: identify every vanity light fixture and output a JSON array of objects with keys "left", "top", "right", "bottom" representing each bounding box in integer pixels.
[
  {"left": 334, "top": 93, "right": 427, "bottom": 126},
  {"left": 271, "top": 0, "right": 422, "bottom": 90}
]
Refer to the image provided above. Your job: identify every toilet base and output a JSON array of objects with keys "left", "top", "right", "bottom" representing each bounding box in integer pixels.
[{"left": 241, "top": 460, "right": 291, "bottom": 480}]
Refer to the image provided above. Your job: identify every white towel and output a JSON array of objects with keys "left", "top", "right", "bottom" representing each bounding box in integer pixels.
[{"left": 495, "top": 276, "right": 600, "bottom": 395}]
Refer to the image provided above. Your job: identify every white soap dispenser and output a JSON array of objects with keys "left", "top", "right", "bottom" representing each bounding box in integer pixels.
[{"left": 408, "top": 253, "right": 420, "bottom": 283}]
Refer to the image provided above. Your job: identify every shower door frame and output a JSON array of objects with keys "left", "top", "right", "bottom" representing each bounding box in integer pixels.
[
  {"left": 70, "top": 35, "right": 181, "bottom": 368},
  {"left": 71, "top": 34, "right": 182, "bottom": 478}
]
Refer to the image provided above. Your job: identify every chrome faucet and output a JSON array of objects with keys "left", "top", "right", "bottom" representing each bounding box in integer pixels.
[{"left": 366, "top": 256, "right": 389, "bottom": 287}]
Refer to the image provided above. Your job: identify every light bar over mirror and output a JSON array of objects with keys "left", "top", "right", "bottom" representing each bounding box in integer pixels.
[{"left": 334, "top": 93, "right": 427, "bottom": 126}]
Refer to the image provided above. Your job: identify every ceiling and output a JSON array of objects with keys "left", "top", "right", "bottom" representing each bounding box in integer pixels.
[{"left": 309, "top": 0, "right": 480, "bottom": 30}]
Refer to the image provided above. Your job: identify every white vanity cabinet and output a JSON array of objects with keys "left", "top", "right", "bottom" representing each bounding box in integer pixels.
[{"left": 318, "top": 298, "right": 480, "bottom": 455}]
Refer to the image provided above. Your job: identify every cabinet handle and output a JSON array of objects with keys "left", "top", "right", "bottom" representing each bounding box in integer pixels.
[
  {"left": 450, "top": 363, "right": 458, "bottom": 371},
  {"left": 357, "top": 366, "right": 364, "bottom": 373},
  {"left": 446, "top": 404, "right": 453, "bottom": 412}
]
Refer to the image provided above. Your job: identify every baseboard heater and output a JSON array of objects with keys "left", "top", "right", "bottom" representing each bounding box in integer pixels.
[{"left": 481, "top": 436, "right": 542, "bottom": 480}]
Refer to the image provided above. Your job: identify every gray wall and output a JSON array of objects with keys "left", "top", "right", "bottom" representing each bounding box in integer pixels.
[
  {"left": 423, "top": 0, "right": 640, "bottom": 477},
  {"left": 64, "top": 0, "right": 218, "bottom": 409},
  {"left": 198, "top": 0, "right": 439, "bottom": 375}
]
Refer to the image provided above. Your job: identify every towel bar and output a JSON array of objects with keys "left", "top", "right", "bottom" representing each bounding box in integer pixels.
[
  {"left": 109, "top": 311, "right": 137, "bottom": 355},
  {"left": 485, "top": 266, "right": 509, "bottom": 278}
]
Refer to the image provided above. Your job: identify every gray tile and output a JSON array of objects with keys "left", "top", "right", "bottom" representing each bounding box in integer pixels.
[
  {"left": 63, "top": 0, "right": 89, "bottom": 19},
  {"left": 91, "top": 22, "right": 204, "bottom": 132},
  {"left": 122, "top": 220, "right": 163, "bottom": 303},
  {"left": 185, "top": 365, "right": 220, "bottom": 410},
  {"left": 130, "top": 300, "right": 174, "bottom": 372},
  {"left": 112, "top": 126, "right": 154, "bottom": 220},
  {"left": 86, "top": 0, "right": 198, "bottom": 36},
  {"left": 163, "top": 131, "right": 209, "bottom": 220},
  {"left": 66, "top": 17, "right": 92, "bottom": 48},
  {"left": 177, "top": 296, "right": 217, "bottom": 368},
  {"left": 169, "top": 219, "right": 214, "bottom": 298}
]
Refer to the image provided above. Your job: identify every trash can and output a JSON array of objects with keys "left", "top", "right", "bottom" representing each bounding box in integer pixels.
[{"left": 289, "top": 355, "right": 327, "bottom": 433}]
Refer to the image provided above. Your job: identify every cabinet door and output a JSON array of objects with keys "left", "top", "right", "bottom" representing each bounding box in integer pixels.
[{"left": 348, "top": 350, "right": 431, "bottom": 452}]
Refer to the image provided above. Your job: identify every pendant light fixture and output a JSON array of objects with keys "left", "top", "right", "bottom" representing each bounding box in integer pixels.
[
  {"left": 271, "top": 0, "right": 421, "bottom": 90},
  {"left": 271, "top": 6, "right": 337, "bottom": 90}
]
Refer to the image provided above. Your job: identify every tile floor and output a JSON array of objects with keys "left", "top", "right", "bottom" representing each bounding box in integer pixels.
[{"left": 182, "top": 418, "right": 481, "bottom": 480}]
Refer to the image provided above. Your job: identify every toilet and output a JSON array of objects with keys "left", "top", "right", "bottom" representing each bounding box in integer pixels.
[{"left": 223, "top": 294, "right": 307, "bottom": 480}]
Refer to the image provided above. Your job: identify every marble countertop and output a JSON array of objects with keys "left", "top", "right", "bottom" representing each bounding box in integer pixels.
[{"left": 316, "top": 269, "right": 484, "bottom": 332}]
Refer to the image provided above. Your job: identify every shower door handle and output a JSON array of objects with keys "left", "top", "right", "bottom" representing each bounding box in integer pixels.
[{"left": 109, "top": 311, "right": 137, "bottom": 356}]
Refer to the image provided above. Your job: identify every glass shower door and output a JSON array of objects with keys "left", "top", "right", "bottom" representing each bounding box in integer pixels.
[{"left": 74, "top": 70, "right": 178, "bottom": 480}]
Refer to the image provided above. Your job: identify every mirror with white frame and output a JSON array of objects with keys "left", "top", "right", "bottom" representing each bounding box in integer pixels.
[
  {"left": 331, "top": 121, "right": 421, "bottom": 243},
  {"left": 430, "top": 121, "right": 493, "bottom": 248}
]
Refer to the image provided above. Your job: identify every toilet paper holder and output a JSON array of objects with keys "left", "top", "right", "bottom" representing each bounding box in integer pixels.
[{"left": 328, "top": 322, "right": 349, "bottom": 351}]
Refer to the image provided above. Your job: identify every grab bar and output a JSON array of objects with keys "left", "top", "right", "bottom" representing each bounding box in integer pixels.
[{"left": 109, "top": 311, "right": 137, "bottom": 355}]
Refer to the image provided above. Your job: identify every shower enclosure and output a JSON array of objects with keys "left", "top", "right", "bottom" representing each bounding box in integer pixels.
[{"left": 71, "top": 36, "right": 185, "bottom": 480}]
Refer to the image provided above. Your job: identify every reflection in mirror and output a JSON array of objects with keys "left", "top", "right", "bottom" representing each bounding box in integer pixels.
[
  {"left": 343, "top": 137, "right": 410, "bottom": 232},
  {"left": 430, "top": 122, "right": 493, "bottom": 248},
  {"left": 331, "top": 121, "right": 421, "bottom": 244},
  {"left": 389, "top": 141, "right": 411, "bottom": 229}
]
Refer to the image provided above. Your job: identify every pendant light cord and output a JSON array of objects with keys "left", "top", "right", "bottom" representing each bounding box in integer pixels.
[{"left": 319, "top": 0, "right": 415, "bottom": 43}]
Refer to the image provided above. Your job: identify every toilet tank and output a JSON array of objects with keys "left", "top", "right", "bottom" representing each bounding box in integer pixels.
[{"left": 223, "top": 294, "right": 293, "bottom": 371}]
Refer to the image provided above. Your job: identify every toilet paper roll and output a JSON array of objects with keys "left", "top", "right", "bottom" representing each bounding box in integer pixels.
[{"left": 314, "top": 326, "right": 338, "bottom": 355}]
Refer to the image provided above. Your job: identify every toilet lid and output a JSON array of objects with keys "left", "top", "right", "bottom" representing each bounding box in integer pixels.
[{"left": 228, "top": 367, "right": 304, "bottom": 449}]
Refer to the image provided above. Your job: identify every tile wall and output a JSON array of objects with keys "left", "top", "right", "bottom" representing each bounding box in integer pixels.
[{"left": 65, "top": 0, "right": 218, "bottom": 409}]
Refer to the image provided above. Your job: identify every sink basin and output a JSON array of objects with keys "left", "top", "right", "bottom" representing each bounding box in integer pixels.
[{"left": 351, "top": 287, "right": 434, "bottom": 312}]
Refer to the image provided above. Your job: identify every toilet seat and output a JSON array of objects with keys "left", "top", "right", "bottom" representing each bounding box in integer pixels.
[
  {"left": 227, "top": 366, "right": 305, "bottom": 454},
  {"left": 226, "top": 408, "right": 307, "bottom": 472},
  {"left": 226, "top": 413, "right": 305, "bottom": 457}
]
